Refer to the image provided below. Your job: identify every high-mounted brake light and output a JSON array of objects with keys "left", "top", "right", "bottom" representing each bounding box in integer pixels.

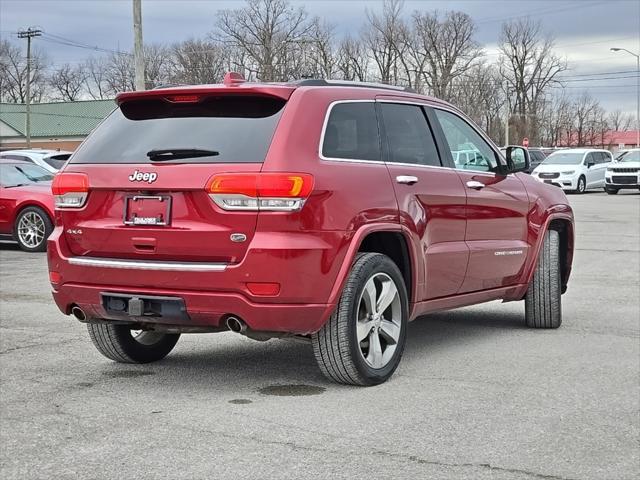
[
  {"left": 165, "top": 94, "right": 201, "bottom": 103},
  {"left": 206, "top": 173, "right": 314, "bottom": 211},
  {"left": 52, "top": 173, "right": 89, "bottom": 208}
]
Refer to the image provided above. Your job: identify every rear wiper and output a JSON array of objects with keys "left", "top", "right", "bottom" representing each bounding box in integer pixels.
[
  {"left": 4, "top": 183, "right": 28, "bottom": 188},
  {"left": 146, "top": 148, "right": 220, "bottom": 161}
]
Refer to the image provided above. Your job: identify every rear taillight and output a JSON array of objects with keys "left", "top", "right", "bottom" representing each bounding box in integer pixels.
[
  {"left": 52, "top": 173, "right": 89, "bottom": 208},
  {"left": 206, "top": 173, "right": 314, "bottom": 212}
]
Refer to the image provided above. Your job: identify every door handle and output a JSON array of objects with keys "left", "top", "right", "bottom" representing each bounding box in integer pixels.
[
  {"left": 466, "top": 180, "right": 485, "bottom": 190},
  {"left": 396, "top": 175, "right": 419, "bottom": 185}
]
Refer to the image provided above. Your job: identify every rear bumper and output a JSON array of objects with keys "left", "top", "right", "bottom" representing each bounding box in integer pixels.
[{"left": 47, "top": 227, "right": 349, "bottom": 334}]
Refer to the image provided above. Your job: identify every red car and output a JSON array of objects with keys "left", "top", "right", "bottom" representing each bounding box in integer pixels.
[
  {"left": 47, "top": 75, "right": 574, "bottom": 385},
  {"left": 0, "top": 159, "right": 55, "bottom": 252}
]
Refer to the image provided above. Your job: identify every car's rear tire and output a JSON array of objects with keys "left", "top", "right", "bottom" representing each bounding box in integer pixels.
[
  {"left": 311, "top": 252, "right": 408, "bottom": 386},
  {"left": 87, "top": 323, "right": 180, "bottom": 363},
  {"left": 525, "top": 230, "right": 562, "bottom": 329},
  {"left": 574, "top": 176, "right": 586, "bottom": 194},
  {"left": 605, "top": 186, "right": 619, "bottom": 195},
  {"left": 14, "top": 206, "right": 53, "bottom": 252}
]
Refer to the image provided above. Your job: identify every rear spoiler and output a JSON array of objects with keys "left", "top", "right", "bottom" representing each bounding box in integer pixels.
[{"left": 116, "top": 84, "right": 296, "bottom": 105}]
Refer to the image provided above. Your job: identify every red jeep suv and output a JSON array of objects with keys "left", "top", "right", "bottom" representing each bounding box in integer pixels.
[{"left": 47, "top": 75, "right": 574, "bottom": 385}]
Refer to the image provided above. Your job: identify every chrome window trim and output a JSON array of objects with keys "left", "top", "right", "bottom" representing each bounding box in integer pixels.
[
  {"left": 317, "top": 98, "right": 511, "bottom": 176},
  {"left": 318, "top": 100, "right": 380, "bottom": 163},
  {"left": 68, "top": 257, "right": 228, "bottom": 272}
]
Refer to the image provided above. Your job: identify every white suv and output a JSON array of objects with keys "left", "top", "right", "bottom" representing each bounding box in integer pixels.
[
  {"left": 532, "top": 148, "right": 613, "bottom": 194},
  {"left": 0, "top": 149, "right": 72, "bottom": 173},
  {"left": 605, "top": 148, "right": 640, "bottom": 194}
]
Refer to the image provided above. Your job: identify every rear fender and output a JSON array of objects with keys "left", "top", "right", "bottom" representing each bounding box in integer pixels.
[{"left": 326, "top": 223, "right": 419, "bottom": 307}]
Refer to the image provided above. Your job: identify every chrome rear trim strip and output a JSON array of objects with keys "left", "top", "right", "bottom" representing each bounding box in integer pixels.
[{"left": 68, "top": 257, "right": 228, "bottom": 272}]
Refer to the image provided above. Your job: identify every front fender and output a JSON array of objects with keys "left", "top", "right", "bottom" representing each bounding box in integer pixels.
[{"left": 514, "top": 205, "right": 575, "bottom": 300}]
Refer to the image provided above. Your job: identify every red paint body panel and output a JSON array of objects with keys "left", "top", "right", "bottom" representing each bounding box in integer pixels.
[
  {"left": 47, "top": 83, "right": 575, "bottom": 334},
  {"left": 0, "top": 183, "right": 55, "bottom": 236}
]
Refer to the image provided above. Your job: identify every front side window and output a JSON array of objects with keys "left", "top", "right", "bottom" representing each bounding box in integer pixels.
[
  {"left": 322, "top": 102, "right": 380, "bottom": 161},
  {"left": 380, "top": 103, "right": 441, "bottom": 167},
  {"left": 433, "top": 109, "right": 498, "bottom": 172}
]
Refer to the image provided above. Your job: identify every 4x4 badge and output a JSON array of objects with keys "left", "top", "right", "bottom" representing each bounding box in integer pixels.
[{"left": 128, "top": 170, "right": 158, "bottom": 183}]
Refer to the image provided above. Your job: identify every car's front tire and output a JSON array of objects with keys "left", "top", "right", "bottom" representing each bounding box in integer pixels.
[
  {"left": 574, "top": 176, "right": 586, "bottom": 194},
  {"left": 525, "top": 230, "right": 562, "bottom": 328},
  {"left": 14, "top": 206, "right": 53, "bottom": 252},
  {"left": 312, "top": 252, "right": 408, "bottom": 386},
  {"left": 87, "top": 323, "right": 180, "bottom": 363},
  {"left": 605, "top": 186, "right": 619, "bottom": 195}
]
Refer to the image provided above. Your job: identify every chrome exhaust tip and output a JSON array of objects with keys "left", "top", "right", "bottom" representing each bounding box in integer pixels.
[
  {"left": 71, "top": 306, "right": 87, "bottom": 322},
  {"left": 226, "top": 316, "right": 247, "bottom": 333}
]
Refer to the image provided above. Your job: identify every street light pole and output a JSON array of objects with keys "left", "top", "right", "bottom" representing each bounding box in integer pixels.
[{"left": 611, "top": 47, "right": 640, "bottom": 148}]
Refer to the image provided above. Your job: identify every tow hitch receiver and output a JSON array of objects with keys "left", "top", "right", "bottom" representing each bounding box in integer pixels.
[{"left": 101, "top": 292, "right": 189, "bottom": 321}]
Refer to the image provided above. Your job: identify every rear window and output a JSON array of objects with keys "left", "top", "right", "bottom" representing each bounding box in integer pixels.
[
  {"left": 322, "top": 102, "right": 380, "bottom": 161},
  {"left": 70, "top": 95, "right": 285, "bottom": 164},
  {"left": 43, "top": 154, "right": 71, "bottom": 169}
]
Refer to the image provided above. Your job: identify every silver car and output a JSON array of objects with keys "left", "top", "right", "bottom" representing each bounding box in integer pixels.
[{"left": 0, "top": 149, "right": 72, "bottom": 173}]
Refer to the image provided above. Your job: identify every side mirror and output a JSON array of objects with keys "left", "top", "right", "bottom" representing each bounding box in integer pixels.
[
  {"left": 505, "top": 146, "right": 530, "bottom": 173},
  {"left": 586, "top": 161, "right": 595, "bottom": 168}
]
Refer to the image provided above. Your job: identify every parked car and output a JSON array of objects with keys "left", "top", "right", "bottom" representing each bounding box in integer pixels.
[
  {"left": 47, "top": 76, "right": 575, "bottom": 386},
  {"left": 500, "top": 146, "right": 548, "bottom": 173},
  {"left": 605, "top": 148, "right": 640, "bottom": 194},
  {"left": 0, "top": 159, "right": 55, "bottom": 251},
  {"left": 531, "top": 148, "right": 613, "bottom": 193},
  {"left": 0, "top": 149, "right": 72, "bottom": 173}
]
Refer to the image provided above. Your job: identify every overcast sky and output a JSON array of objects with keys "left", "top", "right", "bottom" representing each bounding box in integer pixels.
[{"left": 1, "top": 0, "right": 639, "bottom": 114}]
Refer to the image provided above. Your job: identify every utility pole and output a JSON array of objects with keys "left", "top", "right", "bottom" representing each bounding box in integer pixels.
[
  {"left": 17, "top": 28, "right": 42, "bottom": 148},
  {"left": 132, "top": 0, "right": 145, "bottom": 91},
  {"left": 611, "top": 47, "right": 640, "bottom": 148}
]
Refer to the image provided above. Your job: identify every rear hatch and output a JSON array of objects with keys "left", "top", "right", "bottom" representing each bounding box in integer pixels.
[{"left": 58, "top": 89, "right": 291, "bottom": 263}]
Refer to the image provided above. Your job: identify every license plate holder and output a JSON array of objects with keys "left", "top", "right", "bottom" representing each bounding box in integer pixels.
[{"left": 123, "top": 195, "right": 172, "bottom": 226}]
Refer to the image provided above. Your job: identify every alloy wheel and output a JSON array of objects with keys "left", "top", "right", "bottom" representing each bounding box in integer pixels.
[
  {"left": 356, "top": 273, "right": 402, "bottom": 369},
  {"left": 17, "top": 211, "right": 45, "bottom": 248}
]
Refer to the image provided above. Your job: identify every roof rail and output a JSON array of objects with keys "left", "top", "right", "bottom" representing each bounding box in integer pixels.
[{"left": 293, "top": 79, "right": 415, "bottom": 93}]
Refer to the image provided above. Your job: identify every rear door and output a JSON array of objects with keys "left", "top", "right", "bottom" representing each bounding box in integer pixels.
[
  {"left": 378, "top": 100, "right": 468, "bottom": 300},
  {"left": 60, "top": 94, "right": 286, "bottom": 263},
  {"left": 429, "top": 107, "right": 530, "bottom": 293}
]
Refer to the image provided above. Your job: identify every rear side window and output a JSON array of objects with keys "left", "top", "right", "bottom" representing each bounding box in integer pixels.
[
  {"left": 380, "top": 103, "right": 441, "bottom": 166},
  {"left": 70, "top": 95, "right": 285, "bottom": 164},
  {"left": 322, "top": 102, "right": 380, "bottom": 161}
]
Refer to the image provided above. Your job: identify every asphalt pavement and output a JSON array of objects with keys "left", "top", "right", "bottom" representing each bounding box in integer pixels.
[{"left": 1, "top": 190, "right": 639, "bottom": 480}]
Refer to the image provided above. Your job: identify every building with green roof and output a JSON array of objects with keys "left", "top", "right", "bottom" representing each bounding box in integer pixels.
[{"left": 0, "top": 99, "right": 115, "bottom": 151}]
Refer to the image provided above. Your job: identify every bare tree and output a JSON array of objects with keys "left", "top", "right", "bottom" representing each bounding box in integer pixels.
[
  {"left": 83, "top": 57, "right": 110, "bottom": 99},
  {"left": 0, "top": 39, "right": 48, "bottom": 103},
  {"left": 608, "top": 109, "right": 633, "bottom": 131},
  {"left": 49, "top": 63, "right": 87, "bottom": 101},
  {"left": 412, "top": 10, "right": 482, "bottom": 99},
  {"left": 450, "top": 62, "right": 504, "bottom": 141},
  {"left": 170, "top": 39, "right": 229, "bottom": 84},
  {"left": 499, "top": 18, "right": 567, "bottom": 144},
  {"left": 363, "top": 0, "right": 408, "bottom": 85},
  {"left": 214, "top": 0, "right": 314, "bottom": 81},
  {"left": 307, "top": 19, "right": 338, "bottom": 78},
  {"left": 337, "top": 36, "right": 370, "bottom": 81},
  {"left": 574, "top": 92, "right": 601, "bottom": 146}
]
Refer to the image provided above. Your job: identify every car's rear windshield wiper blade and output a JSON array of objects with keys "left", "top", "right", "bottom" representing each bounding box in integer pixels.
[
  {"left": 4, "top": 183, "right": 28, "bottom": 188},
  {"left": 146, "top": 148, "right": 220, "bottom": 161}
]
